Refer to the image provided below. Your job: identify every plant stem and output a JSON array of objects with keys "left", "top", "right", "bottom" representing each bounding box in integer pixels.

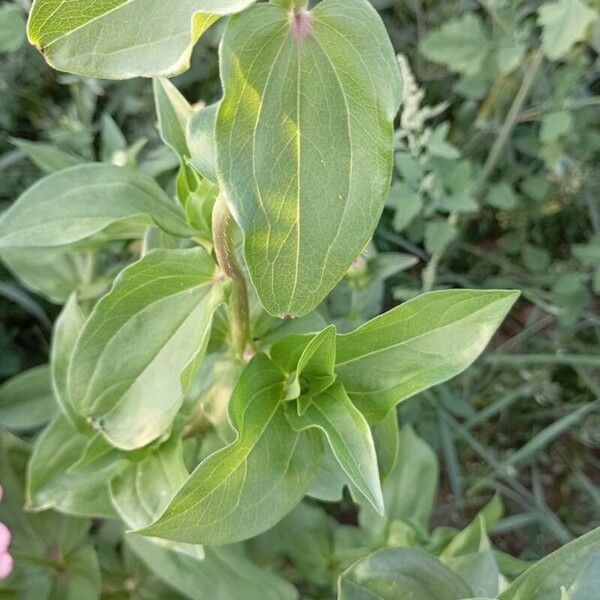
[
  {"left": 271, "top": 0, "right": 307, "bottom": 10},
  {"left": 212, "top": 194, "right": 250, "bottom": 359},
  {"left": 477, "top": 50, "right": 543, "bottom": 192}
]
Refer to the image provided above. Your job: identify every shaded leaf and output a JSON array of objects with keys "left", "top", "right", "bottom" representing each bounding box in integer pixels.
[
  {"left": 128, "top": 535, "right": 298, "bottom": 600},
  {"left": 26, "top": 415, "right": 118, "bottom": 518},
  {"left": 0, "top": 164, "right": 194, "bottom": 249},
  {"left": 359, "top": 425, "right": 438, "bottom": 539},
  {"left": 0, "top": 365, "right": 55, "bottom": 430},
  {"left": 499, "top": 526, "right": 600, "bottom": 600},
  {"left": 338, "top": 546, "right": 472, "bottom": 599}
]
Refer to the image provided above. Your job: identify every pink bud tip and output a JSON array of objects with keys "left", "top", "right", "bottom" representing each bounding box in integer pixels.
[
  {"left": 292, "top": 11, "right": 312, "bottom": 41},
  {"left": 0, "top": 523, "right": 11, "bottom": 552},
  {"left": 0, "top": 552, "right": 13, "bottom": 580}
]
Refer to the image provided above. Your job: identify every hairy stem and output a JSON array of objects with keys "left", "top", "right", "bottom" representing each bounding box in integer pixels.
[{"left": 212, "top": 194, "right": 250, "bottom": 359}]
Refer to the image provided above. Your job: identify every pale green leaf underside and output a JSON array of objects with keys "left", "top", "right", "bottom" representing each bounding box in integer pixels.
[
  {"left": 286, "top": 382, "right": 384, "bottom": 514},
  {"left": 51, "top": 294, "right": 88, "bottom": 430},
  {"left": 0, "top": 246, "right": 82, "bottom": 304},
  {"left": 359, "top": 425, "right": 439, "bottom": 538},
  {"left": 154, "top": 78, "right": 194, "bottom": 159},
  {"left": 26, "top": 414, "right": 116, "bottom": 518},
  {"left": 336, "top": 289, "right": 519, "bottom": 421},
  {"left": 0, "top": 164, "right": 194, "bottom": 249},
  {"left": 216, "top": 0, "right": 402, "bottom": 317},
  {"left": 187, "top": 103, "right": 219, "bottom": 183},
  {"left": 27, "top": 0, "right": 257, "bottom": 79},
  {"left": 128, "top": 535, "right": 298, "bottom": 600},
  {"left": 139, "top": 353, "right": 321, "bottom": 545},
  {"left": 68, "top": 248, "right": 223, "bottom": 450},
  {"left": 110, "top": 436, "right": 204, "bottom": 560},
  {"left": 0, "top": 364, "right": 56, "bottom": 430},
  {"left": 110, "top": 437, "right": 189, "bottom": 531},
  {"left": 338, "top": 546, "right": 472, "bottom": 600}
]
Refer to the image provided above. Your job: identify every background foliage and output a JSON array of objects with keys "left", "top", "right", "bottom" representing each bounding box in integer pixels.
[{"left": 0, "top": 0, "right": 599, "bottom": 597}]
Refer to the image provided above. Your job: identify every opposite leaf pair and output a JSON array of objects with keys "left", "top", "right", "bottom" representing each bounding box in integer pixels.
[{"left": 140, "top": 289, "right": 519, "bottom": 545}]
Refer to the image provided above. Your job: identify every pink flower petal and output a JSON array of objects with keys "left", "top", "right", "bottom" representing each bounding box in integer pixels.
[
  {"left": 0, "top": 552, "right": 12, "bottom": 580},
  {"left": 0, "top": 523, "right": 10, "bottom": 552}
]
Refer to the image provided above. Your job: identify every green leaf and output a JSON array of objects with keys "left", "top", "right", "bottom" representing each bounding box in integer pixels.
[
  {"left": 338, "top": 546, "right": 472, "bottom": 599},
  {"left": 253, "top": 502, "right": 333, "bottom": 587},
  {"left": 154, "top": 79, "right": 193, "bottom": 159},
  {"left": 15, "top": 543, "right": 102, "bottom": 600},
  {"left": 27, "top": 0, "right": 257, "bottom": 79},
  {"left": 425, "top": 220, "right": 457, "bottom": 255},
  {"left": 110, "top": 434, "right": 204, "bottom": 560},
  {"left": 0, "top": 164, "right": 194, "bottom": 249},
  {"left": 127, "top": 535, "right": 298, "bottom": 600},
  {"left": 372, "top": 408, "right": 399, "bottom": 480},
  {"left": 0, "top": 247, "right": 83, "bottom": 304},
  {"left": 336, "top": 290, "right": 520, "bottom": 421},
  {"left": 445, "top": 545, "right": 501, "bottom": 599},
  {"left": 187, "top": 103, "right": 219, "bottom": 184},
  {"left": 110, "top": 436, "right": 188, "bottom": 531},
  {"left": 0, "top": 5, "right": 26, "bottom": 53},
  {"left": 11, "top": 138, "right": 83, "bottom": 173},
  {"left": 499, "top": 526, "right": 600, "bottom": 600},
  {"left": 441, "top": 497, "right": 504, "bottom": 598},
  {"left": 138, "top": 353, "right": 321, "bottom": 545},
  {"left": 442, "top": 495, "right": 503, "bottom": 559},
  {"left": 271, "top": 325, "right": 337, "bottom": 400},
  {"left": 359, "top": 425, "right": 438, "bottom": 539},
  {"left": 420, "top": 15, "right": 490, "bottom": 76},
  {"left": 26, "top": 415, "right": 117, "bottom": 518},
  {"left": 540, "top": 111, "right": 574, "bottom": 143},
  {"left": 523, "top": 244, "right": 551, "bottom": 273},
  {"left": 100, "top": 114, "right": 127, "bottom": 163},
  {"left": 68, "top": 248, "right": 224, "bottom": 450},
  {"left": 51, "top": 295, "right": 87, "bottom": 430},
  {"left": 485, "top": 183, "right": 518, "bottom": 211},
  {"left": 388, "top": 183, "right": 423, "bottom": 232},
  {"left": 538, "top": 0, "right": 598, "bottom": 61},
  {"left": 216, "top": 0, "right": 402, "bottom": 317},
  {"left": 306, "top": 443, "right": 349, "bottom": 503},
  {"left": 286, "top": 382, "right": 384, "bottom": 514},
  {"left": 0, "top": 365, "right": 56, "bottom": 430}
]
